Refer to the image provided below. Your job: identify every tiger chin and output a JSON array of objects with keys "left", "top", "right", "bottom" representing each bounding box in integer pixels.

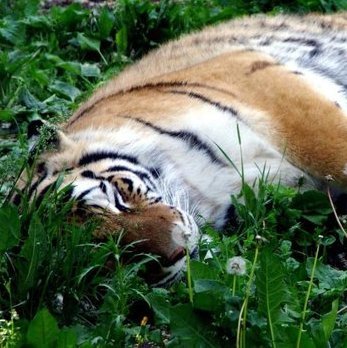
[{"left": 13, "top": 12, "right": 347, "bottom": 286}]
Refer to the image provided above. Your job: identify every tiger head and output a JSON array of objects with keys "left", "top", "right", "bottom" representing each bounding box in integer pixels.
[{"left": 13, "top": 123, "right": 200, "bottom": 287}]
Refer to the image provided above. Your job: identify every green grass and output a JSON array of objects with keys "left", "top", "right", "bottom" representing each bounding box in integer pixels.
[{"left": 1, "top": 0, "right": 347, "bottom": 346}]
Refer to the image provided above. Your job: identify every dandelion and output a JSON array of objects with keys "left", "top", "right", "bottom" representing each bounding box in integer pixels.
[
  {"left": 227, "top": 256, "right": 247, "bottom": 298},
  {"left": 226, "top": 256, "right": 246, "bottom": 276}
]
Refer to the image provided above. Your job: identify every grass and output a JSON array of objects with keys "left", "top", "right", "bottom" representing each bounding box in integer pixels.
[{"left": 1, "top": 0, "right": 347, "bottom": 346}]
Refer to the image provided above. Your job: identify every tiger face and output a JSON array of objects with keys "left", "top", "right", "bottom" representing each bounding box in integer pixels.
[{"left": 14, "top": 130, "right": 199, "bottom": 286}]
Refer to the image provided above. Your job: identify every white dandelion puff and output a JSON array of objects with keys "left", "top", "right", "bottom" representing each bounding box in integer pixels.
[{"left": 226, "top": 256, "right": 246, "bottom": 276}]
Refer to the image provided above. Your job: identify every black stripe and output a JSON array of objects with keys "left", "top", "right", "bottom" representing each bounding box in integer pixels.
[
  {"left": 78, "top": 151, "right": 139, "bottom": 166},
  {"left": 81, "top": 170, "right": 96, "bottom": 179},
  {"left": 309, "top": 47, "right": 322, "bottom": 58},
  {"left": 68, "top": 81, "right": 238, "bottom": 126},
  {"left": 149, "top": 167, "right": 161, "bottom": 179},
  {"left": 113, "top": 191, "right": 130, "bottom": 212},
  {"left": 53, "top": 167, "right": 74, "bottom": 176},
  {"left": 283, "top": 37, "right": 319, "bottom": 47},
  {"left": 76, "top": 186, "right": 98, "bottom": 201},
  {"left": 87, "top": 204, "right": 104, "bottom": 210},
  {"left": 120, "top": 116, "right": 226, "bottom": 166},
  {"left": 150, "top": 197, "right": 162, "bottom": 204},
  {"left": 81, "top": 170, "right": 105, "bottom": 181},
  {"left": 123, "top": 80, "right": 238, "bottom": 98},
  {"left": 104, "top": 165, "right": 157, "bottom": 190},
  {"left": 104, "top": 165, "right": 151, "bottom": 182},
  {"left": 12, "top": 193, "right": 21, "bottom": 206},
  {"left": 155, "top": 270, "right": 181, "bottom": 287},
  {"left": 121, "top": 178, "right": 133, "bottom": 193},
  {"left": 35, "top": 182, "right": 54, "bottom": 206},
  {"left": 99, "top": 182, "right": 107, "bottom": 194},
  {"left": 176, "top": 209, "right": 185, "bottom": 224},
  {"left": 28, "top": 171, "right": 48, "bottom": 200},
  {"left": 167, "top": 89, "right": 240, "bottom": 117}
]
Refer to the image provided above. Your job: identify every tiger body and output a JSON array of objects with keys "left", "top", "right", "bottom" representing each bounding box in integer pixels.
[{"left": 19, "top": 13, "right": 347, "bottom": 285}]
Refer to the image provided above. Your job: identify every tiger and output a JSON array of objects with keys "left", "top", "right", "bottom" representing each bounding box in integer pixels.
[{"left": 13, "top": 12, "right": 347, "bottom": 286}]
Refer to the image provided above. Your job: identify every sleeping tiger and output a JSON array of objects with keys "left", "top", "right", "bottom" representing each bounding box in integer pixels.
[{"left": 14, "top": 13, "right": 347, "bottom": 286}]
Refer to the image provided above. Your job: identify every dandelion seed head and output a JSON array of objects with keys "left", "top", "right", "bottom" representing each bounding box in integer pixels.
[{"left": 226, "top": 256, "right": 246, "bottom": 276}]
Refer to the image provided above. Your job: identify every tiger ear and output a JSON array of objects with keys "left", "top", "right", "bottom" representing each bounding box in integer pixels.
[
  {"left": 55, "top": 130, "right": 75, "bottom": 151},
  {"left": 27, "top": 119, "right": 73, "bottom": 153}
]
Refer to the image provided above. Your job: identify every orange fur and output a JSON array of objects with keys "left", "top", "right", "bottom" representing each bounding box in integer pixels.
[{"left": 67, "top": 49, "right": 347, "bottom": 184}]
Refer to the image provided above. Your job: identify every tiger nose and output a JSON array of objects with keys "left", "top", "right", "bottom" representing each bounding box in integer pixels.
[
  {"left": 159, "top": 246, "right": 186, "bottom": 267},
  {"left": 168, "top": 247, "right": 186, "bottom": 264}
]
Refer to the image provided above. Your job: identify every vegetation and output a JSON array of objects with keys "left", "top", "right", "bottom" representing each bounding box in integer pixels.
[{"left": 1, "top": 0, "right": 347, "bottom": 346}]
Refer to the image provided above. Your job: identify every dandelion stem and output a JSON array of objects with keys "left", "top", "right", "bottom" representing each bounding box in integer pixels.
[
  {"left": 296, "top": 240, "right": 321, "bottom": 348},
  {"left": 232, "top": 275, "right": 237, "bottom": 296},
  {"left": 327, "top": 186, "right": 347, "bottom": 238},
  {"left": 236, "top": 299, "right": 247, "bottom": 348},
  {"left": 186, "top": 247, "right": 193, "bottom": 304},
  {"left": 237, "top": 244, "right": 259, "bottom": 348}
]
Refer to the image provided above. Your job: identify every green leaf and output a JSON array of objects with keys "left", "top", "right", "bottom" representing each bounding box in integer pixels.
[
  {"left": 20, "top": 88, "right": 45, "bottom": 110},
  {"left": 190, "top": 260, "right": 218, "bottom": 281},
  {"left": 256, "top": 248, "right": 287, "bottom": 342},
  {"left": 321, "top": 299, "right": 339, "bottom": 340},
  {"left": 194, "top": 279, "right": 228, "bottom": 293},
  {"left": 75, "top": 33, "right": 107, "bottom": 64},
  {"left": 51, "top": 4, "right": 88, "bottom": 29},
  {"left": 311, "top": 299, "right": 339, "bottom": 346},
  {"left": 169, "top": 304, "right": 221, "bottom": 347},
  {"left": 0, "top": 205, "right": 21, "bottom": 253},
  {"left": 81, "top": 63, "right": 101, "bottom": 78},
  {"left": 76, "top": 32, "right": 101, "bottom": 52},
  {"left": 0, "top": 109, "right": 15, "bottom": 121},
  {"left": 21, "top": 0, "right": 40, "bottom": 16},
  {"left": 193, "top": 279, "right": 229, "bottom": 312},
  {"left": 277, "top": 326, "right": 316, "bottom": 348},
  {"left": 56, "top": 328, "right": 77, "bottom": 348},
  {"left": 306, "top": 259, "right": 347, "bottom": 291},
  {"left": 50, "top": 80, "right": 81, "bottom": 102},
  {"left": 0, "top": 18, "right": 25, "bottom": 44},
  {"left": 19, "top": 213, "right": 46, "bottom": 290},
  {"left": 23, "top": 15, "right": 51, "bottom": 29},
  {"left": 291, "top": 191, "right": 332, "bottom": 225},
  {"left": 26, "top": 308, "right": 59, "bottom": 347},
  {"left": 147, "top": 291, "right": 171, "bottom": 325},
  {"left": 116, "top": 26, "right": 128, "bottom": 55},
  {"left": 57, "top": 61, "right": 81, "bottom": 75},
  {"left": 98, "top": 8, "right": 115, "bottom": 39}
]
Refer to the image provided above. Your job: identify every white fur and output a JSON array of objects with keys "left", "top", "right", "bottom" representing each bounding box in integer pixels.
[{"left": 71, "top": 104, "right": 315, "bottom": 228}]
